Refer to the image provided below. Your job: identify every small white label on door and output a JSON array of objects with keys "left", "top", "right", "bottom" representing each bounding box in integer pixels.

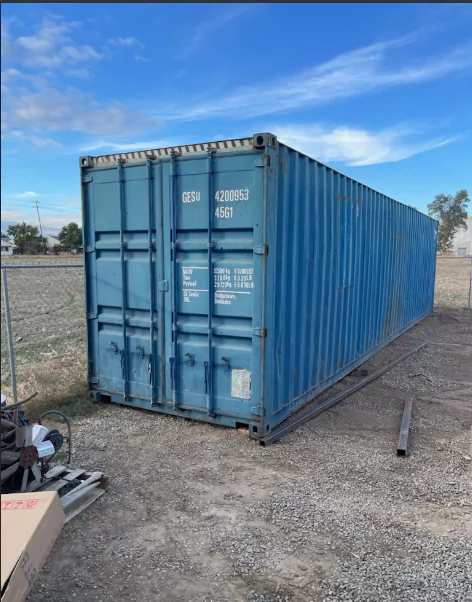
[{"left": 231, "top": 369, "right": 251, "bottom": 400}]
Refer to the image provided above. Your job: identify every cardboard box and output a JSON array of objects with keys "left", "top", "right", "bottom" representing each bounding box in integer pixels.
[{"left": 1, "top": 492, "right": 65, "bottom": 602}]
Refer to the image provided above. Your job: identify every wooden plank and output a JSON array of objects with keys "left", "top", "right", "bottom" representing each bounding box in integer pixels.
[
  {"left": 64, "top": 488, "right": 106, "bottom": 524},
  {"left": 63, "top": 468, "right": 86, "bottom": 481},
  {"left": 61, "top": 482, "right": 100, "bottom": 509},
  {"left": 60, "top": 472, "right": 103, "bottom": 504},
  {"left": 1, "top": 462, "right": 19, "bottom": 483},
  {"left": 39, "top": 478, "right": 70, "bottom": 493},
  {"left": 44, "top": 465, "right": 68, "bottom": 479}
]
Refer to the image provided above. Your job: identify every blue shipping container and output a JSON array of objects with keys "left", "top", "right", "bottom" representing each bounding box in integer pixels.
[{"left": 81, "top": 133, "right": 438, "bottom": 438}]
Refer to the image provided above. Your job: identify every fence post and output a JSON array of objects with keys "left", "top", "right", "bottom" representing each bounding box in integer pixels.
[
  {"left": 468, "top": 256, "right": 472, "bottom": 311},
  {"left": 1, "top": 266, "right": 18, "bottom": 404}
]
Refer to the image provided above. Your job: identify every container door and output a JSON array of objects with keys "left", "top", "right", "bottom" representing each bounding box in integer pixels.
[
  {"left": 163, "top": 149, "right": 266, "bottom": 428},
  {"left": 83, "top": 160, "right": 163, "bottom": 405}
]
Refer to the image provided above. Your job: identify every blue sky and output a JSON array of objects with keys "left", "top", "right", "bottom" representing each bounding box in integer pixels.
[{"left": 1, "top": 2, "right": 471, "bottom": 234}]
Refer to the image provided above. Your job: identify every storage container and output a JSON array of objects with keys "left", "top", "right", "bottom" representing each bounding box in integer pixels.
[{"left": 80, "top": 133, "right": 438, "bottom": 438}]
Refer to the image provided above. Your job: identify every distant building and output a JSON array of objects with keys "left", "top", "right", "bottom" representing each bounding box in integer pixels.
[
  {"left": 0, "top": 239, "right": 17, "bottom": 256},
  {"left": 46, "top": 236, "right": 60, "bottom": 252},
  {"left": 450, "top": 217, "right": 472, "bottom": 256}
]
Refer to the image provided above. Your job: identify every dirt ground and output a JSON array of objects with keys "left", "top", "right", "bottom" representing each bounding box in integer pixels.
[
  {"left": 26, "top": 308, "right": 471, "bottom": 602},
  {"left": 435, "top": 257, "right": 471, "bottom": 309}
]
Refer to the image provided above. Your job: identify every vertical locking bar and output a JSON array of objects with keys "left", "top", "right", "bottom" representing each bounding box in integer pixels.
[
  {"left": 146, "top": 157, "right": 158, "bottom": 405},
  {"left": 206, "top": 148, "right": 215, "bottom": 418},
  {"left": 117, "top": 159, "right": 129, "bottom": 400},
  {"left": 170, "top": 150, "right": 179, "bottom": 410}
]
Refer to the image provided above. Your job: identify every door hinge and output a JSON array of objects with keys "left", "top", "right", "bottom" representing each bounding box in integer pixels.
[
  {"left": 89, "top": 377, "right": 99, "bottom": 384},
  {"left": 251, "top": 405, "right": 262, "bottom": 416},
  {"left": 87, "top": 312, "right": 97, "bottom": 320},
  {"left": 254, "top": 245, "right": 268, "bottom": 256},
  {"left": 84, "top": 245, "right": 95, "bottom": 253},
  {"left": 253, "top": 328, "right": 267, "bottom": 338},
  {"left": 82, "top": 175, "right": 93, "bottom": 183},
  {"left": 158, "top": 280, "right": 169, "bottom": 291}
]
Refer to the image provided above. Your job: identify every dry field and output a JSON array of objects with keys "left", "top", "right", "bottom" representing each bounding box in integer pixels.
[{"left": 435, "top": 257, "right": 471, "bottom": 310}]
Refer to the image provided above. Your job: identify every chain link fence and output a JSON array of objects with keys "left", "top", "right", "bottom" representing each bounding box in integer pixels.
[
  {"left": 1, "top": 255, "right": 471, "bottom": 408},
  {"left": 1, "top": 258, "right": 86, "bottom": 407}
]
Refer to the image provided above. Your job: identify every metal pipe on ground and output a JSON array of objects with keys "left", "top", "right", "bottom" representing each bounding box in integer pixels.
[
  {"left": 260, "top": 342, "right": 428, "bottom": 446},
  {"left": 397, "top": 397, "right": 413, "bottom": 457}
]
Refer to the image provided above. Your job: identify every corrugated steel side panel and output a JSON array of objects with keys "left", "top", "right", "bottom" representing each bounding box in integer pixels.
[{"left": 262, "top": 143, "right": 438, "bottom": 430}]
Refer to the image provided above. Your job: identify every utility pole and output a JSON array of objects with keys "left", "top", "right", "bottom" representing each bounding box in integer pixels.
[{"left": 35, "top": 200, "right": 47, "bottom": 254}]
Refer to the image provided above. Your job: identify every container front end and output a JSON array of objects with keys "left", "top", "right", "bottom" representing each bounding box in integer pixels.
[
  {"left": 262, "top": 142, "right": 438, "bottom": 434},
  {"left": 81, "top": 138, "right": 268, "bottom": 436}
]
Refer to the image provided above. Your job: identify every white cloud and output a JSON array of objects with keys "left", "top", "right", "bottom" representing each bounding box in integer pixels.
[
  {"left": 1, "top": 209, "right": 82, "bottom": 232},
  {"left": 7, "top": 191, "right": 40, "bottom": 199},
  {"left": 79, "top": 138, "right": 183, "bottom": 153},
  {"left": 134, "top": 55, "right": 148, "bottom": 63},
  {"left": 271, "top": 123, "right": 457, "bottom": 166},
  {"left": 66, "top": 68, "right": 91, "bottom": 79},
  {"left": 9, "top": 130, "right": 62, "bottom": 148},
  {"left": 108, "top": 36, "right": 144, "bottom": 49},
  {"left": 2, "top": 18, "right": 103, "bottom": 70},
  {"left": 162, "top": 36, "right": 472, "bottom": 120},
  {"left": 2, "top": 85, "right": 161, "bottom": 136}
]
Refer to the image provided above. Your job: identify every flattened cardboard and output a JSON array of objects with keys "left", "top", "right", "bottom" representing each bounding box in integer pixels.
[{"left": 1, "top": 492, "right": 64, "bottom": 602}]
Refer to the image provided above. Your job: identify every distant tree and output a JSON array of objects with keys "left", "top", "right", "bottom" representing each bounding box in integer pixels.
[
  {"left": 58, "top": 222, "right": 82, "bottom": 252},
  {"left": 7, "top": 223, "right": 46, "bottom": 254},
  {"left": 427, "top": 190, "right": 470, "bottom": 254},
  {"left": 1, "top": 231, "right": 8, "bottom": 240}
]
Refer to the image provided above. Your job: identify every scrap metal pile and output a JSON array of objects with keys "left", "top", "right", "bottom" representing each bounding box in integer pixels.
[
  {"left": 1, "top": 392, "right": 107, "bottom": 521},
  {"left": 1, "top": 392, "right": 70, "bottom": 494}
]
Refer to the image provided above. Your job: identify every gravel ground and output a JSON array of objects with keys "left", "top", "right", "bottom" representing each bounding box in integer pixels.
[{"left": 25, "top": 308, "right": 472, "bottom": 602}]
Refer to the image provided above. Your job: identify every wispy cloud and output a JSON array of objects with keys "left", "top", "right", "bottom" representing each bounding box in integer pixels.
[
  {"left": 178, "top": 5, "right": 254, "bottom": 60},
  {"left": 6, "top": 191, "right": 40, "bottom": 199},
  {"left": 162, "top": 35, "right": 472, "bottom": 120},
  {"left": 2, "top": 17, "right": 104, "bottom": 70},
  {"left": 134, "top": 55, "right": 148, "bottom": 63},
  {"left": 9, "top": 130, "right": 62, "bottom": 148},
  {"left": 79, "top": 138, "right": 184, "bottom": 153},
  {"left": 1, "top": 18, "right": 161, "bottom": 141},
  {"left": 1, "top": 208, "right": 82, "bottom": 232},
  {"left": 2, "top": 83, "right": 161, "bottom": 136},
  {"left": 66, "top": 68, "right": 91, "bottom": 79},
  {"left": 108, "top": 36, "right": 144, "bottom": 49},
  {"left": 272, "top": 123, "right": 458, "bottom": 166}
]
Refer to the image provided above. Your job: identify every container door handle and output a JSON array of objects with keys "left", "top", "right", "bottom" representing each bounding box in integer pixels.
[
  {"left": 221, "top": 356, "right": 230, "bottom": 372},
  {"left": 169, "top": 357, "right": 175, "bottom": 391},
  {"left": 204, "top": 361, "right": 209, "bottom": 394},
  {"left": 185, "top": 352, "right": 195, "bottom": 367}
]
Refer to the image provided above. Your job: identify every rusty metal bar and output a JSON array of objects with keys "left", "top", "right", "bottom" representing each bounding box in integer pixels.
[
  {"left": 260, "top": 342, "right": 428, "bottom": 446},
  {"left": 397, "top": 397, "right": 413, "bottom": 456}
]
